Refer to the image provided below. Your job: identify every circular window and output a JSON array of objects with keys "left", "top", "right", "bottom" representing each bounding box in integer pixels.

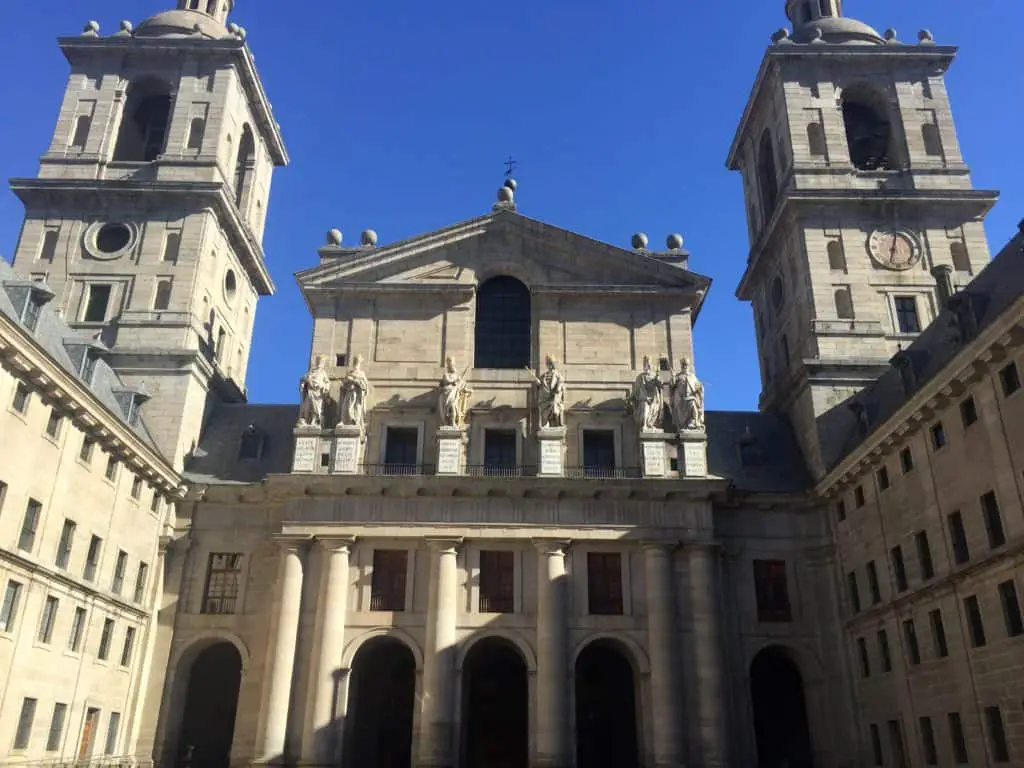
[
  {"left": 224, "top": 269, "right": 238, "bottom": 303},
  {"left": 771, "top": 276, "right": 785, "bottom": 312},
  {"left": 96, "top": 223, "right": 132, "bottom": 254}
]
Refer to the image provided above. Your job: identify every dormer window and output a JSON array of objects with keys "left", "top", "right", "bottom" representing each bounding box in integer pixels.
[
  {"left": 239, "top": 428, "right": 265, "bottom": 460},
  {"left": 22, "top": 296, "right": 42, "bottom": 332},
  {"left": 126, "top": 397, "right": 142, "bottom": 427},
  {"left": 81, "top": 352, "right": 98, "bottom": 386},
  {"left": 15, "top": 280, "right": 55, "bottom": 333},
  {"left": 114, "top": 384, "right": 151, "bottom": 428}
]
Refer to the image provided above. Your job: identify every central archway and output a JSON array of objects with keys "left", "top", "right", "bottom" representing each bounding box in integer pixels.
[
  {"left": 750, "top": 646, "right": 814, "bottom": 768},
  {"left": 177, "top": 642, "right": 242, "bottom": 768},
  {"left": 574, "top": 640, "right": 639, "bottom": 768},
  {"left": 460, "top": 636, "right": 529, "bottom": 768},
  {"left": 343, "top": 637, "right": 416, "bottom": 768}
]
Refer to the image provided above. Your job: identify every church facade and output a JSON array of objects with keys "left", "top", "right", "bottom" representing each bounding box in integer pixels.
[{"left": 0, "top": 1, "right": 1021, "bottom": 768}]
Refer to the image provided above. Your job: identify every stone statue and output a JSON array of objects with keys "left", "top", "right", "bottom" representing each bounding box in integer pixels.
[
  {"left": 338, "top": 354, "right": 369, "bottom": 428},
  {"left": 438, "top": 356, "right": 472, "bottom": 428},
  {"left": 627, "top": 355, "right": 664, "bottom": 432},
  {"left": 527, "top": 356, "right": 565, "bottom": 429},
  {"left": 671, "top": 357, "right": 705, "bottom": 432},
  {"left": 297, "top": 355, "right": 330, "bottom": 427}
]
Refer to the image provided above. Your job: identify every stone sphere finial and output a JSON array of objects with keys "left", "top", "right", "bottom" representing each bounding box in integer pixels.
[
  {"left": 631, "top": 232, "right": 649, "bottom": 250},
  {"left": 360, "top": 229, "right": 378, "bottom": 247},
  {"left": 503, "top": 178, "right": 517, "bottom": 192},
  {"left": 82, "top": 20, "right": 100, "bottom": 37},
  {"left": 236, "top": 26, "right": 248, "bottom": 40},
  {"left": 228, "top": 22, "right": 240, "bottom": 35},
  {"left": 666, "top": 233, "right": 684, "bottom": 251},
  {"left": 918, "top": 29, "right": 935, "bottom": 44},
  {"left": 497, "top": 186, "right": 514, "bottom": 204},
  {"left": 884, "top": 28, "right": 899, "bottom": 43},
  {"left": 326, "top": 228, "right": 343, "bottom": 246},
  {"left": 771, "top": 28, "right": 791, "bottom": 44},
  {"left": 119, "top": 20, "right": 134, "bottom": 34}
]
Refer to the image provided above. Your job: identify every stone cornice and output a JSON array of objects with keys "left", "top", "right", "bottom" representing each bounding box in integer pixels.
[
  {"left": 816, "top": 296, "right": 1024, "bottom": 497},
  {"left": 0, "top": 315, "right": 180, "bottom": 493}
]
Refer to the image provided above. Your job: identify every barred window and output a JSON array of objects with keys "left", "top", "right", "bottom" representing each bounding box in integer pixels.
[
  {"left": 587, "top": 552, "right": 623, "bottom": 615},
  {"left": 479, "top": 550, "right": 514, "bottom": 613},
  {"left": 753, "top": 559, "right": 792, "bottom": 622},
  {"left": 201, "top": 553, "right": 243, "bottom": 614},
  {"left": 370, "top": 550, "right": 408, "bottom": 611}
]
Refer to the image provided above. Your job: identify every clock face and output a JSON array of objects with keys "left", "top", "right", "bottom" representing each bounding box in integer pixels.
[{"left": 868, "top": 229, "right": 920, "bottom": 271}]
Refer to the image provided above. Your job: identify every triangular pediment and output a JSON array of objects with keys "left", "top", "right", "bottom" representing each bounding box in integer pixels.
[{"left": 296, "top": 210, "right": 711, "bottom": 302}]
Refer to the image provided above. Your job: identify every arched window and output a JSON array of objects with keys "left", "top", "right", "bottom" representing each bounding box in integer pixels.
[
  {"left": 921, "top": 123, "right": 943, "bottom": 157},
  {"left": 757, "top": 130, "right": 779, "bottom": 223},
  {"left": 807, "top": 122, "right": 827, "bottom": 157},
  {"left": 834, "top": 287, "right": 854, "bottom": 319},
  {"left": 154, "top": 279, "right": 172, "bottom": 311},
  {"left": 114, "top": 79, "right": 172, "bottom": 162},
  {"left": 234, "top": 125, "right": 255, "bottom": 209},
  {"left": 186, "top": 117, "right": 205, "bottom": 153},
  {"left": 950, "top": 241, "right": 970, "bottom": 272},
  {"left": 207, "top": 0, "right": 219, "bottom": 13},
  {"left": 70, "top": 115, "right": 91, "bottom": 152},
  {"left": 827, "top": 240, "right": 847, "bottom": 271},
  {"left": 474, "top": 276, "right": 531, "bottom": 369},
  {"left": 841, "top": 86, "right": 896, "bottom": 171}
]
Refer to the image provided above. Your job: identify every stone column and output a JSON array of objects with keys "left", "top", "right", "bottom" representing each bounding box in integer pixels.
[
  {"left": 417, "top": 538, "right": 462, "bottom": 767},
  {"left": 301, "top": 537, "right": 354, "bottom": 765},
  {"left": 687, "top": 541, "right": 728, "bottom": 767},
  {"left": 260, "top": 539, "right": 306, "bottom": 763},
  {"left": 534, "top": 540, "right": 571, "bottom": 768},
  {"left": 643, "top": 542, "right": 684, "bottom": 767}
]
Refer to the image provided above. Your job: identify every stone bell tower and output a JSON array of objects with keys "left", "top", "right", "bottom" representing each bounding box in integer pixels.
[
  {"left": 726, "top": 0, "right": 998, "bottom": 478},
  {"left": 8, "top": 3, "right": 288, "bottom": 469}
]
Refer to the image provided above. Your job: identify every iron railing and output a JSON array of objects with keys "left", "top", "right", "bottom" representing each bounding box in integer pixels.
[{"left": 363, "top": 463, "right": 435, "bottom": 477}]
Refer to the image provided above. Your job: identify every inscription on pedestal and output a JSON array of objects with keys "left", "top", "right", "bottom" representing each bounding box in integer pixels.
[
  {"left": 292, "top": 436, "right": 318, "bottom": 473},
  {"left": 333, "top": 437, "right": 360, "bottom": 474},
  {"left": 437, "top": 438, "right": 462, "bottom": 475},
  {"left": 642, "top": 440, "right": 666, "bottom": 477},
  {"left": 540, "top": 439, "right": 563, "bottom": 475},
  {"left": 681, "top": 441, "right": 708, "bottom": 477}
]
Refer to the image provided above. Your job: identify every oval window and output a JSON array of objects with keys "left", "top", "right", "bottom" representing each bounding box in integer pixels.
[
  {"left": 224, "top": 269, "right": 238, "bottom": 302},
  {"left": 95, "top": 223, "right": 132, "bottom": 254},
  {"left": 771, "top": 275, "right": 785, "bottom": 312}
]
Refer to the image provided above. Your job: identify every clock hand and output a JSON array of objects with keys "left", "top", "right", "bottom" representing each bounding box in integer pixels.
[{"left": 890, "top": 235, "right": 897, "bottom": 261}]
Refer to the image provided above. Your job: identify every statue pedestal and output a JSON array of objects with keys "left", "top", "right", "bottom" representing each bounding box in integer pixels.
[
  {"left": 537, "top": 426, "right": 567, "bottom": 477},
  {"left": 678, "top": 430, "right": 708, "bottom": 478},
  {"left": 436, "top": 426, "right": 468, "bottom": 475},
  {"left": 292, "top": 425, "right": 322, "bottom": 474},
  {"left": 332, "top": 424, "right": 365, "bottom": 474},
  {"left": 638, "top": 431, "right": 672, "bottom": 478}
]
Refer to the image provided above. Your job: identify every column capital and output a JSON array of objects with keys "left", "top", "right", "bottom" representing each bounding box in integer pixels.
[
  {"left": 640, "top": 539, "right": 679, "bottom": 554},
  {"left": 532, "top": 538, "right": 571, "bottom": 557},
  {"left": 314, "top": 535, "right": 356, "bottom": 553},
  {"left": 682, "top": 538, "right": 722, "bottom": 555},
  {"left": 270, "top": 534, "right": 312, "bottom": 552},
  {"left": 424, "top": 536, "right": 463, "bottom": 554}
]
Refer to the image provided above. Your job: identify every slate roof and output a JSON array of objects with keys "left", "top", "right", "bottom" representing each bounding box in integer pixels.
[
  {"left": 820, "top": 224, "right": 1024, "bottom": 471},
  {"left": 184, "top": 403, "right": 298, "bottom": 484},
  {"left": 705, "top": 410, "right": 812, "bottom": 493},
  {"left": 0, "top": 257, "right": 160, "bottom": 450}
]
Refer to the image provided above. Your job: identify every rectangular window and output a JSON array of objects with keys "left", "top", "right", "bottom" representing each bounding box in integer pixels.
[
  {"left": 877, "top": 628, "right": 892, "bottom": 672},
  {"left": 238, "top": 432, "right": 264, "bottom": 460},
  {"left": 14, "top": 697, "right": 37, "bottom": 750},
  {"left": 981, "top": 491, "right": 1006, "bottom": 548},
  {"left": 130, "top": 476, "right": 143, "bottom": 500},
  {"left": 383, "top": 427, "right": 418, "bottom": 473},
  {"left": 965, "top": 595, "right": 987, "bottom": 648},
  {"left": 900, "top": 447, "right": 914, "bottom": 473},
  {"left": 84, "top": 535, "right": 102, "bottom": 582},
  {"left": 104, "top": 712, "right": 120, "bottom": 756},
  {"left": 80, "top": 437, "right": 95, "bottom": 463},
  {"left": 857, "top": 637, "right": 871, "bottom": 678},
  {"left": 39, "top": 229, "right": 59, "bottom": 262},
  {"left": 82, "top": 284, "right": 112, "bottom": 323},
  {"left": 867, "top": 560, "right": 882, "bottom": 604},
  {"left": 478, "top": 550, "right": 514, "bottom": 613},
  {"left": 587, "top": 552, "right": 624, "bottom": 615},
  {"left": 1, "top": 580, "right": 23, "bottom": 632},
  {"left": 46, "top": 702, "right": 67, "bottom": 752},
  {"left": 854, "top": 485, "right": 865, "bottom": 508},
  {"left": 111, "top": 550, "right": 127, "bottom": 594},
  {"left": 162, "top": 232, "right": 181, "bottom": 263},
  {"left": 753, "top": 559, "right": 792, "bottom": 622},
  {"left": 104, "top": 456, "right": 118, "bottom": 481},
  {"left": 134, "top": 562, "right": 149, "bottom": 603},
  {"left": 38, "top": 595, "right": 59, "bottom": 643},
  {"left": 903, "top": 619, "right": 921, "bottom": 665},
  {"left": 0, "top": 479, "right": 6, "bottom": 515},
  {"left": 891, "top": 546, "right": 908, "bottom": 592},
  {"left": 948, "top": 511, "right": 970, "bottom": 565},
  {"left": 483, "top": 430, "right": 517, "bottom": 475},
  {"left": 998, "top": 579, "right": 1024, "bottom": 638},
  {"left": 120, "top": 626, "right": 136, "bottom": 666},
  {"left": 81, "top": 352, "right": 97, "bottom": 386},
  {"left": 836, "top": 499, "right": 846, "bottom": 522},
  {"left": 985, "top": 706, "right": 1011, "bottom": 763},
  {"left": 949, "top": 712, "right": 969, "bottom": 764},
  {"left": 12, "top": 381, "right": 31, "bottom": 414},
  {"left": 847, "top": 571, "right": 861, "bottom": 614},
  {"left": 582, "top": 430, "right": 617, "bottom": 477},
  {"left": 151, "top": 493, "right": 162, "bottom": 514},
  {"left": 18, "top": 498, "right": 42, "bottom": 552},
  {"left": 55, "top": 518, "right": 76, "bottom": 569},
  {"left": 929, "top": 609, "right": 949, "bottom": 658},
  {"left": 920, "top": 716, "right": 938, "bottom": 765},
  {"left": 23, "top": 296, "right": 42, "bottom": 332},
  {"left": 877, "top": 466, "right": 890, "bottom": 490},
  {"left": 915, "top": 531, "right": 935, "bottom": 580},
  {"left": 888, "top": 720, "right": 909, "bottom": 768},
  {"left": 930, "top": 422, "right": 946, "bottom": 450},
  {"left": 895, "top": 296, "right": 921, "bottom": 333},
  {"left": 97, "top": 617, "right": 114, "bottom": 660},
  {"left": 999, "top": 361, "right": 1020, "bottom": 397},
  {"left": 45, "top": 408, "right": 63, "bottom": 438},
  {"left": 201, "top": 553, "right": 243, "bottom": 614},
  {"left": 869, "top": 723, "right": 883, "bottom": 766},
  {"left": 370, "top": 550, "right": 408, "bottom": 611},
  {"left": 960, "top": 396, "right": 978, "bottom": 427},
  {"left": 69, "top": 606, "right": 86, "bottom": 651}
]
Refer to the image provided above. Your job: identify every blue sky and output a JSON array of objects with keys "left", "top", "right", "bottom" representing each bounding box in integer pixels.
[{"left": 0, "top": 1, "right": 1021, "bottom": 411}]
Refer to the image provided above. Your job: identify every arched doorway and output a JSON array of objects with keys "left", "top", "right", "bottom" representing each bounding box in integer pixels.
[
  {"left": 574, "top": 640, "right": 639, "bottom": 768},
  {"left": 750, "top": 646, "right": 814, "bottom": 768},
  {"left": 343, "top": 638, "right": 416, "bottom": 768},
  {"left": 177, "top": 642, "right": 242, "bottom": 768},
  {"left": 460, "top": 637, "right": 529, "bottom": 768},
  {"left": 474, "top": 276, "right": 531, "bottom": 369}
]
